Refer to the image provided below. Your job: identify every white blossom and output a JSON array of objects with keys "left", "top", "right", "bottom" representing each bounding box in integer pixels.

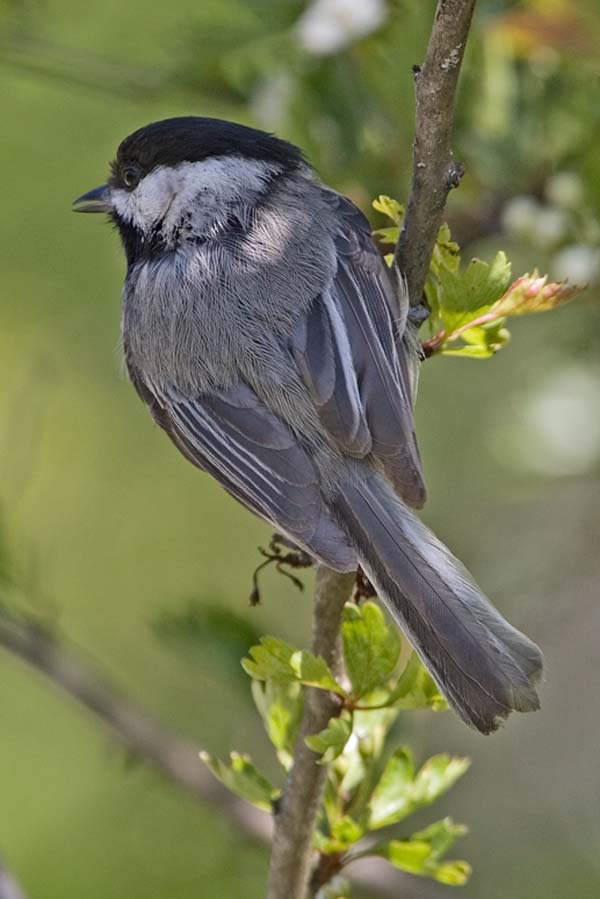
[
  {"left": 545, "top": 171, "right": 584, "bottom": 210},
  {"left": 490, "top": 367, "right": 600, "bottom": 477},
  {"left": 501, "top": 195, "right": 540, "bottom": 239},
  {"left": 553, "top": 243, "right": 600, "bottom": 285},
  {"left": 297, "top": 0, "right": 388, "bottom": 56},
  {"left": 519, "top": 369, "right": 600, "bottom": 476},
  {"left": 531, "top": 207, "right": 569, "bottom": 250}
]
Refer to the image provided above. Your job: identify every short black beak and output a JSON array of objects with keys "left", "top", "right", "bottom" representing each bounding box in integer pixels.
[{"left": 72, "top": 184, "right": 111, "bottom": 214}]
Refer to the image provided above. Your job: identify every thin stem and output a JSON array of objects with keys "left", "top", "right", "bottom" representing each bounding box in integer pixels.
[
  {"left": 266, "top": 3, "right": 479, "bottom": 897},
  {"left": 266, "top": 568, "right": 355, "bottom": 899},
  {"left": 394, "top": 0, "right": 477, "bottom": 306}
]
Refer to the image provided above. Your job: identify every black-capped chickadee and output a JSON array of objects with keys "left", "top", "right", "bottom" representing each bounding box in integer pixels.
[{"left": 74, "top": 116, "right": 542, "bottom": 733}]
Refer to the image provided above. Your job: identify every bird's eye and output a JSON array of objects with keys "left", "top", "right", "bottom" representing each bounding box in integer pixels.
[{"left": 122, "top": 166, "right": 141, "bottom": 190}]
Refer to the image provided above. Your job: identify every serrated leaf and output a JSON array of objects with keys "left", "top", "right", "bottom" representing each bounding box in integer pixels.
[
  {"left": 491, "top": 271, "right": 582, "bottom": 317},
  {"left": 241, "top": 636, "right": 299, "bottom": 680},
  {"left": 368, "top": 747, "right": 416, "bottom": 829},
  {"left": 375, "top": 839, "right": 432, "bottom": 873},
  {"left": 199, "top": 750, "right": 280, "bottom": 811},
  {"left": 342, "top": 602, "right": 401, "bottom": 698},
  {"left": 437, "top": 251, "right": 513, "bottom": 334},
  {"left": 411, "top": 755, "right": 471, "bottom": 805},
  {"left": 368, "top": 751, "right": 469, "bottom": 829},
  {"left": 441, "top": 345, "right": 497, "bottom": 358},
  {"left": 439, "top": 309, "right": 511, "bottom": 358},
  {"left": 251, "top": 679, "right": 303, "bottom": 769},
  {"left": 460, "top": 318, "right": 509, "bottom": 345},
  {"left": 372, "top": 195, "right": 405, "bottom": 225},
  {"left": 369, "top": 817, "right": 470, "bottom": 885},
  {"left": 305, "top": 713, "right": 353, "bottom": 763},
  {"left": 331, "top": 815, "right": 364, "bottom": 846},
  {"left": 431, "top": 222, "right": 461, "bottom": 274},
  {"left": 242, "top": 636, "right": 345, "bottom": 695},
  {"left": 387, "top": 651, "right": 447, "bottom": 710},
  {"left": 413, "top": 818, "right": 471, "bottom": 885},
  {"left": 434, "top": 861, "right": 472, "bottom": 885},
  {"left": 411, "top": 818, "right": 468, "bottom": 858},
  {"left": 425, "top": 236, "right": 585, "bottom": 361},
  {"left": 289, "top": 649, "right": 345, "bottom": 692}
]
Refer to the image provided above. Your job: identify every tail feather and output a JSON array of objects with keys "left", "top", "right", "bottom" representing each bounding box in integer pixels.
[{"left": 335, "top": 470, "right": 543, "bottom": 734}]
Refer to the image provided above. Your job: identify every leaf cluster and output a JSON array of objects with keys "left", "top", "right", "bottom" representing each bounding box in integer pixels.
[
  {"left": 374, "top": 195, "right": 583, "bottom": 359},
  {"left": 202, "top": 602, "right": 471, "bottom": 891}
]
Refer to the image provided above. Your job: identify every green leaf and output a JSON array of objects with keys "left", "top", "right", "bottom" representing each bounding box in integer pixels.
[
  {"left": 199, "top": 750, "right": 280, "bottom": 811},
  {"left": 372, "top": 225, "right": 400, "bottom": 244},
  {"left": 242, "top": 636, "right": 300, "bottom": 680},
  {"left": 441, "top": 345, "right": 497, "bottom": 359},
  {"left": 459, "top": 319, "right": 509, "bottom": 347},
  {"left": 369, "top": 818, "right": 471, "bottom": 885},
  {"left": 289, "top": 649, "right": 345, "bottom": 692},
  {"left": 411, "top": 818, "right": 468, "bottom": 859},
  {"left": 437, "top": 251, "right": 513, "bottom": 335},
  {"left": 372, "top": 195, "right": 405, "bottom": 226},
  {"left": 431, "top": 222, "right": 461, "bottom": 275},
  {"left": 411, "top": 755, "right": 471, "bottom": 806},
  {"left": 316, "top": 815, "right": 365, "bottom": 853},
  {"left": 305, "top": 713, "right": 353, "bottom": 763},
  {"left": 368, "top": 750, "right": 469, "bottom": 829},
  {"left": 423, "top": 223, "right": 585, "bottom": 360},
  {"left": 342, "top": 602, "right": 401, "bottom": 698},
  {"left": 375, "top": 839, "right": 432, "bottom": 873},
  {"left": 251, "top": 679, "right": 303, "bottom": 769},
  {"left": 434, "top": 861, "right": 473, "bottom": 886},
  {"left": 368, "top": 747, "right": 416, "bottom": 829},
  {"left": 331, "top": 815, "right": 364, "bottom": 847},
  {"left": 387, "top": 651, "right": 447, "bottom": 710},
  {"left": 433, "top": 267, "right": 583, "bottom": 359},
  {"left": 242, "top": 636, "right": 345, "bottom": 695},
  {"left": 450, "top": 318, "right": 511, "bottom": 357}
]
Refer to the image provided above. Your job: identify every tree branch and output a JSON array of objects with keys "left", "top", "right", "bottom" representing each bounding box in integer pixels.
[
  {"left": 0, "top": 8, "right": 478, "bottom": 898},
  {"left": 0, "top": 604, "right": 405, "bottom": 897},
  {"left": 394, "top": 0, "right": 477, "bottom": 306},
  {"left": 265, "top": 3, "right": 479, "bottom": 897},
  {"left": 0, "top": 610, "right": 270, "bottom": 842},
  {"left": 0, "top": 862, "right": 27, "bottom": 899},
  {"left": 266, "top": 568, "right": 355, "bottom": 899}
]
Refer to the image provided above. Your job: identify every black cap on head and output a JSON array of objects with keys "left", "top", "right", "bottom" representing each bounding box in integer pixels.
[{"left": 110, "top": 117, "right": 305, "bottom": 189}]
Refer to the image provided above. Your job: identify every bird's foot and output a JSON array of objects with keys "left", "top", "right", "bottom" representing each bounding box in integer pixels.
[{"left": 249, "top": 533, "right": 313, "bottom": 606}]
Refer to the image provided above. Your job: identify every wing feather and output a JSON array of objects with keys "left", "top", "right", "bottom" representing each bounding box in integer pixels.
[
  {"left": 127, "top": 366, "right": 357, "bottom": 572},
  {"left": 292, "top": 190, "right": 426, "bottom": 508}
]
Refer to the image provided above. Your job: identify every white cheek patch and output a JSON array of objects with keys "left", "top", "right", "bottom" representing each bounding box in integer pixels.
[
  {"left": 112, "top": 157, "right": 281, "bottom": 235},
  {"left": 111, "top": 167, "right": 178, "bottom": 231}
]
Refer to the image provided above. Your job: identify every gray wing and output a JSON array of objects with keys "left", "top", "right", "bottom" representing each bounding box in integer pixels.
[
  {"left": 126, "top": 365, "right": 357, "bottom": 572},
  {"left": 290, "top": 192, "right": 426, "bottom": 508}
]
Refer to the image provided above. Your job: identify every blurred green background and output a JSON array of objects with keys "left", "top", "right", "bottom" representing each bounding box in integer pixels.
[{"left": 1, "top": 0, "right": 600, "bottom": 897}]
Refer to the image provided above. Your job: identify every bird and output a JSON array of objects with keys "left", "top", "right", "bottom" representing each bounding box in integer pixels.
[{"left": 73, "top": 116, "right": 543, "bottom": 734}]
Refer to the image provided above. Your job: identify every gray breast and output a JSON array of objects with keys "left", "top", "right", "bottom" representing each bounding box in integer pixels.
[{"left": 121, "top": 175, "right": 338, "bottom": 398}]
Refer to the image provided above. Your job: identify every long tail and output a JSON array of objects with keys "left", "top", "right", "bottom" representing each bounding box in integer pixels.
[{"left": 334, "top": 469, "right": 543, "bottom": 734}]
